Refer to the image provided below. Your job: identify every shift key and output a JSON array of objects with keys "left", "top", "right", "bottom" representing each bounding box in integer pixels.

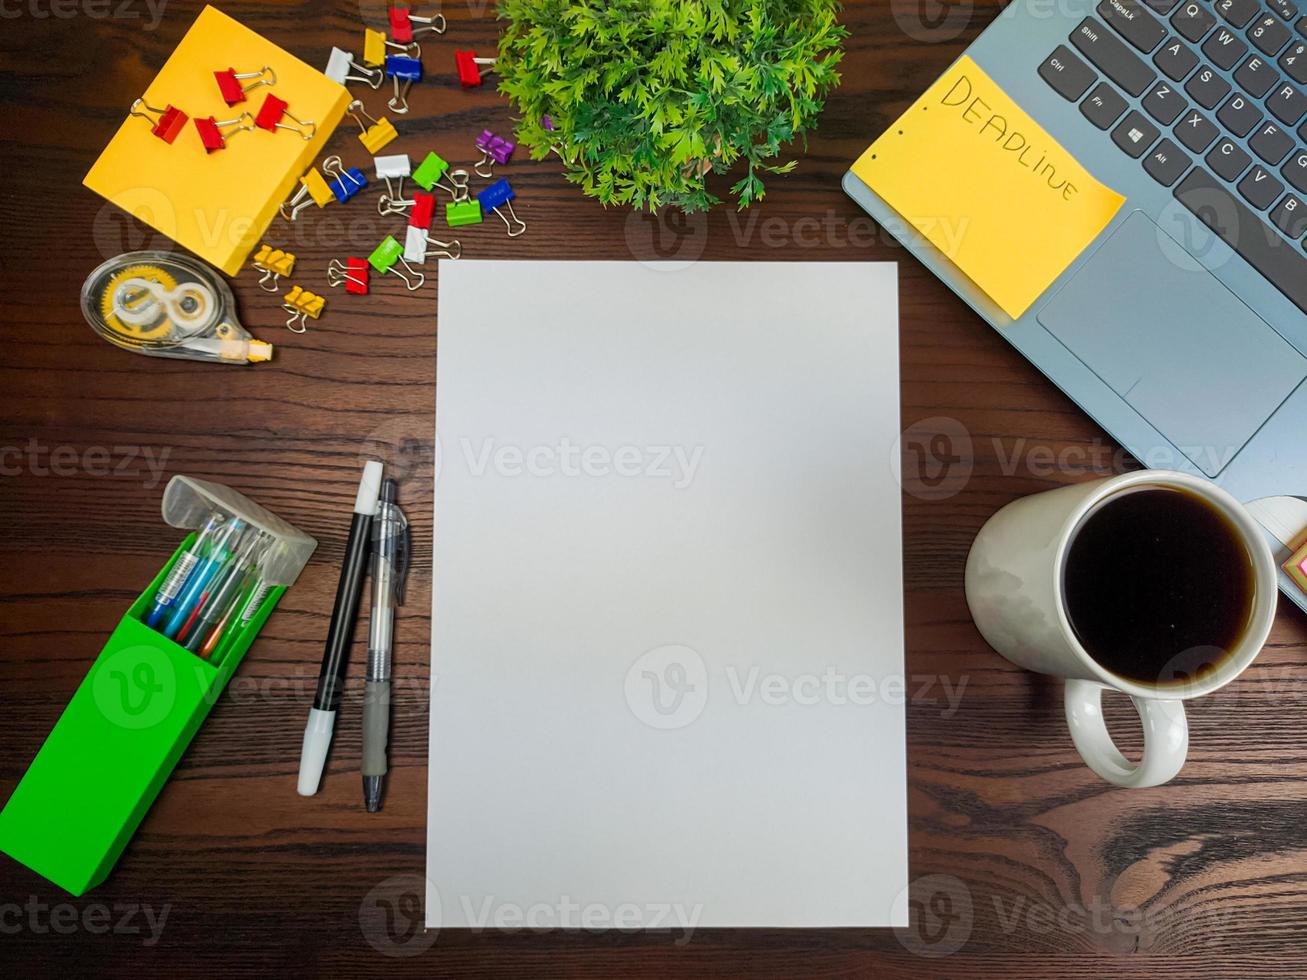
[{"left": 1071, "top": 17, "right": 1158, "bottom": 95}]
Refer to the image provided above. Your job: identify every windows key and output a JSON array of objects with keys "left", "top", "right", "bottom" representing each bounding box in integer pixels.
[{"left": 1112, "top": 110, "right": 1161, "bottom": 156}]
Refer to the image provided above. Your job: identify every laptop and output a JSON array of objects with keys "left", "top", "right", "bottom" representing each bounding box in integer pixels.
[{"left": 845, "top": 0, "right": 1307, "bottom": 612}]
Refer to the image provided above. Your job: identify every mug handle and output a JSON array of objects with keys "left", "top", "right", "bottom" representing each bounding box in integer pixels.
[{"left": 1064, "top": 680, "right": 1189, "bottom": 788}]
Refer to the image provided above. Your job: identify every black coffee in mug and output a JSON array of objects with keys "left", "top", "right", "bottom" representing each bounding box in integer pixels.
[{"left": 1062, "top": 486, "right": 1257, "bottom": 686}]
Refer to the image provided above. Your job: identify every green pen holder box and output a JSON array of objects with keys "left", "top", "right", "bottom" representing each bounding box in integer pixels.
[{"left": 0, "top": 476, "right": 316, "bottom": 896}]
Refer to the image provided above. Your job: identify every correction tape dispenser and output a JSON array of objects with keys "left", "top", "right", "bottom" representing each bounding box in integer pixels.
[{"left": 81, "top": 251, "right": 273, "bottom": 365}]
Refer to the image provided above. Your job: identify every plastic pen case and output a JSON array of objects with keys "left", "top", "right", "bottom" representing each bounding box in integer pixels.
[{"left": 0, "top": 475, "right": 317, "bottom": 896}]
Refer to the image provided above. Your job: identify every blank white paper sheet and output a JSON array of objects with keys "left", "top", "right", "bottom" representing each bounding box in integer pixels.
[{"left": 427, "top": 261, "right": 907, "bottom": 930}]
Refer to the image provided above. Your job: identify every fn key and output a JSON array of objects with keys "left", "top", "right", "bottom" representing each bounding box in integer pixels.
[{"left": 1040, "top": 46, "right": 1097, "bottom": 100}]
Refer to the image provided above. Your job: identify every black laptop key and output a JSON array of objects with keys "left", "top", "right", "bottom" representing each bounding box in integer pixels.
[
  {"left": 1282, "top": 43, "right": 1307, "bottom": 86},
  {"left": 1249, "top": 15, "right": 1292, "bottom": 56},
  {"left": 1072, "top": 18, "right": 1158, "bottom": 95},
  {"left": 1099, "top": 0, "right": 1167, "bottom": 51},
  {"left": 1155, "top": 37, "right": 1200, "bottom": 79},
  {"left": 1202, "top": 27, "right": 1248, "bottom": 70},
  {"left": 1081, "top": 82, "right": 1130, "bottom": 127},
  {"left": 1267, "top": 82, "right": 1307, "bottom": 125},
  {"left": 1185, "top": 65, "right": 1232, "bottom": 107},
  {"left": 1239, "top": 164, "right": 1286, "bottom": 208},
  {"left": 1250, "top": 121, "right": 1296, "bottom": 163},
  {"left": 1235, "top": 55, "right": 1281, "bottom": 97},
  {"left": 1269, "top": 0, "right": 1299, "bottom": 21},
  {"left": 1175, "top": 108, "right": 1220, "bottom": 150},
  {"left": 1113, "top": 110, "right": 1162, "bottom": 155},
  {"left": 1040, "top": 45, "right": 1099, "bottom": 100},
  {"left": 1144, "top": 138, "right": 1194, "bottom": 184},
  {"left": 1143, "top": 79, "right": 1190, "bottom": 122},
  {"left": 1270, "top": 193, "right": 1307, "bottom": 238},
  {"left": 1214, "top": 0, "right": 1258, "bottom": 28},
  {"left": 1208, "top": 137, "right": 1253, "bottom": 179},
  {"left": 1217, "top": 91, "right": 1263, "bottom": 134},
  {"left": 1171, "top": 1, "right": 1216, "bottom": 41},
  {"left": 1145, "top": 0, "right": 1181, "bottom": 13},
  {"left": 1174, "top": 168, "right": 1307, "bottom": 313},
  {"left": 1284, "top": 150, "right": 1307, "bottom": 192}
]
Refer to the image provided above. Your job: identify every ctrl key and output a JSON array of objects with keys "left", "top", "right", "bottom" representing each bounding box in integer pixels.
[{"left": 1040, "top": 45, "right": 1097, "bottom": 101}]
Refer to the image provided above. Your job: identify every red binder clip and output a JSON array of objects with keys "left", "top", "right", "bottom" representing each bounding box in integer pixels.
[
  {"left": 254, "top": 94, "right": 317, "bottom": 141},
  {"left": 389, "top": 4, "right": 446, "bottom": 42},
  {"left": 214, "top": 66, "right": 276, "bottom": 106},
  {"left": 328, "top": 258, "right": 370, "bottom": 296},
  {"left": 194, "top": 112, "right": 255, "bottom": 152},
  {"left": 454, "top": 51, "right": 496, "bottom": 88},
  {"left": 130, "top": 98, "right": 189, "bottom": 144},
  {"left": 409, "top": 192, "right": 436, "bottom": 230}
]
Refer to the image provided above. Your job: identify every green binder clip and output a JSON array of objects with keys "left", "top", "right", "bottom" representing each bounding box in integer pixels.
[
  {"left": 368, "top": 235, "right": 425, "bottom": 291},
  {"left": 411, "top": 151, "right": 467, "bottom": 200},
  {"left": 446, "top": 199, "right": 483, "bottom": 227}
]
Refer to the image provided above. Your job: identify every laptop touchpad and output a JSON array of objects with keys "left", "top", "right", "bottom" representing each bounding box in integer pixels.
[{"left": 1037, "top": 211, "right": 1306, "bottom": 477}]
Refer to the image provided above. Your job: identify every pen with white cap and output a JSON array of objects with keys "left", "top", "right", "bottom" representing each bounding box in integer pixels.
[{"left": 298, "top": 460, "right": 384, "bottom": 796}]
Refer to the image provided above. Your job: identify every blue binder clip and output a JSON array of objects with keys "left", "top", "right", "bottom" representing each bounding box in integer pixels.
[
  {"left": 324, "top": 156, "right": 369, "bottom": 203},
  {"left": 385, "top": 55, "right": 423, "bottom": 115},
  {"left": 477, "top": 179, "right": 527, "bottom": 238}
]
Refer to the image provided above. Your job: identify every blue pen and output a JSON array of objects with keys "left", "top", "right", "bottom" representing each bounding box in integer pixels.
[
  {"left": 162, "top": 518, "right": 246, "bottom": 639},
  {"left": 145, "top": 513, "right": 227, "bottom": 629}
]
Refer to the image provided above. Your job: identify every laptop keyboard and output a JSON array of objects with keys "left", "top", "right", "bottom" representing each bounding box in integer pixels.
[{"left": 1038, "top": 0, "right": 1307, "bottom": 314}]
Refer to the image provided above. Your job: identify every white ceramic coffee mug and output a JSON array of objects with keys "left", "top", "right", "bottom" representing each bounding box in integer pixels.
[{"left": 965, "top": 470, "right": 1278, "bottom": 788}]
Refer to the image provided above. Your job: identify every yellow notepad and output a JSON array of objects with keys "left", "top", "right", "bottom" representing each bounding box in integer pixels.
[
  {"left": 84, "top": 5, "right": 350, "bottom": 276},
  {"left": 850, "top": 56, "right": 1125, "bottom": 319}
]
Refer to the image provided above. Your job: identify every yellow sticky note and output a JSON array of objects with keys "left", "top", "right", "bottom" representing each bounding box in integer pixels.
[
  {"left": 84, "top": 6, "right": 350, "bottom": 276},
  {"left": 851, "top": 56, "right": 1124, "bottom": 319}
]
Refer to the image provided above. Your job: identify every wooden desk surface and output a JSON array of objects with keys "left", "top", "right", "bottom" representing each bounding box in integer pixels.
[{"left": 2, "top": 0, "right": 1305, "bottom": 975}]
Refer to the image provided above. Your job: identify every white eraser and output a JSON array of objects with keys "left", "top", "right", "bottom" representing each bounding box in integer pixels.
[
  {"left": 404, "top": 225, "right": 429, "bottom": 265},
  {"left": 356, "top": 460, "right": 384, "bottom": 515},
  {"left": 375, "top": 154, "right": 412, "bottom": 179}
]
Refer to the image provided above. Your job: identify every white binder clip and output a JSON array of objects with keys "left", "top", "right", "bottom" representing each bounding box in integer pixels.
[
  {"left": 375, "top": 154, "right": 414, "bottom": 216},
  {"left": 403, "top": 225, "right": 462, "bottom": 264},
  {"left": 325, "top": 47, "right": 383, "bottom": 90}
]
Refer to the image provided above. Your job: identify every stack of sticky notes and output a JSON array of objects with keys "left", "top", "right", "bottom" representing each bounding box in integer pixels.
[
  {"left": 1286, "top": 540, "right": 1307, "bottom": 593},
  {"left": 84, "top": 6, "right": 350, "bottom": 275}
]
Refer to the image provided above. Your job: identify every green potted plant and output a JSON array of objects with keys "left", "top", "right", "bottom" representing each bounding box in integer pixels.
[{"left": 497, "top": 0, "right": 848, "bottom": 212}]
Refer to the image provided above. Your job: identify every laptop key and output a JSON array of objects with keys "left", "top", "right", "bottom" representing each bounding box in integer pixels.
[
  {"left": 1250, "top": 121, "right": 1296, "bottom": 163},
  {"left": 1202, "top": 27, "right": 1248, "bottom": 70},
  {"left": 1284, "top": 150, "right": 1307, "bottom": 192},
  {"left": 1174, "top": 168, "right": 1307, "bottom": 313},
  {"left": 1081, "top": 82, "right": 1130, "bottom": 128},
  {"left": 1143, "top": 80, "right": 1190, "bottom": 122},
  {"left": 1214, "top": 0, "right": 1259, "bottom": 27},
  {"left": 1113, "top": 110, "right": 1161, "bottom": 156},
  {"left": 1249, "top": 15, "right": 1292, "bottom": 57},
  {"left": 1144, "top": 137, "right": 1193, "bottom": 184},
  {"left": 1267, "top": 82, "right": 1307, "bottom": 125},
  {"left": 1217, "top": 91, "right": 1263, "bottom": 135},
  {"left": 1072, "top": 18, "right": 1158, "bottom": 95},
  {"left": 1098, "top": 0, "right": 1167, "bottom": 52},
  {"left": 1175, "top": 108, "right": 1220, "bottom": 150},
  {"left": 1185, "top": 65, "right": 1232, "bottom": 107},
  {"left": 1207, "top": 137, "right": 1253, "bottom": 179},
  {"left": 1238, "top": 164, "right": 1286, "bottom": 208},
  {"left": 1145, "top": 0, "right": 1181, "bottom": 13},
  {"left": 1171, "top": 1, "right": 1216, "bottom": 41},
  {"left": 1282, "top": 43, "right": 1307, "bottom": 86},
  {"left": 1270, "top": 193, "right": 1307, "bottom": 238},
  {"left": 1268, "top": 0, "right": 1298, "bottom": 20},
  {"left": 1155, "top": 36, "right": 1200, "bottom": 79},
  {"left": 1039, "top": 45, "right": 1098, "bottom": 100},
  {"left": 1234, "top": 55, "right": 1280, "bottom": 98}
]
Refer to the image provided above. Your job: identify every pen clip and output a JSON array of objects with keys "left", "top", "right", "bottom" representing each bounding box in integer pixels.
[{"left": 393, "top": 507, "right": 411, "bottom": 606}]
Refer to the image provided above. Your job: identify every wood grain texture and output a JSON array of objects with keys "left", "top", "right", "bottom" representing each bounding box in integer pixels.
[{"left": 2, "top": 0, "right": 1306, "bottom": 976}]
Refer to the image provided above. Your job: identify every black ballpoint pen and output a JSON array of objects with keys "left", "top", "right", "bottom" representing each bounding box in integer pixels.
[{"left": 362, "top": 480, "right": 410, "bottom": 812}]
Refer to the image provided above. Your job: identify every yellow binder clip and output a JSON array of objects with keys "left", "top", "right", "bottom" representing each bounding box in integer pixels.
[
  {"left": 283, "top": 286, "right": 326, "bottom": 333},
  {"left": 347, "top": 100, "right": 398, "bottom": 154},
  {"left": 363, "top": 28, "right": 418, "bottom": 67},
  {"left": 252, "top": 245, "right": 296, "bottom": 293},
  {"left": 280, "top": 161, "right": 337, "bottom": 221}
]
